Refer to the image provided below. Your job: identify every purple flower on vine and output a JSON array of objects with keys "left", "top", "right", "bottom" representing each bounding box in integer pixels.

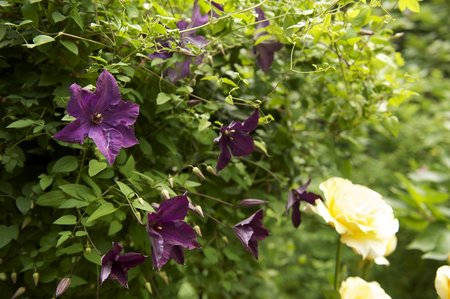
[
  {"left": 254, "top": 8, "right": 283, "bottom": 73},
  {"left": 286, "top": 179, "right": 322, "bottom": 228},
  {"left": 147, "top": 194, "right": 200, "bottom": 270},
  {"left": 215, "top": 110, "right": 259, "bottom": 172},
  {"left": 100, "top": 242, "right": 146, "bottom": 288},
  {"left": 233, "top": 209, "right": 269, "bottom": 259},
  {"left": 54, "top": 70, "right": 139, "bottom": 165}
]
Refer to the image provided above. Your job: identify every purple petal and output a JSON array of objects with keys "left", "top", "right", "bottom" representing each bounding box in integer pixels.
[
  {"left": 88, "top": 126, "right": 123, "bottom": 165},
  {"left": 228, "top": 133, "right": 254, "bottom": 157},
  {"left": 169, "top": 246, "right": 185, "bottom": 264},
  {"left": 286, "top": 190, "right": 297, "bottom": 214},
  {"left": 301, "top": 191, "right": 321, "bottom": 205},
  {"left": 294, "top": 179, "right": 311, "bottom": 195},
  {"left": 291, "top": 201, "right": 301, "bottom": 228},
  {"left": 241, "top": 110, "right": 259, "bottom": 132},
  {"left": 103, "top": 100, "right": 139, "bottom": 126},
  {"left": 67, "top": 84, "right": 95, "bottom": 118},
  {"left": 255, "top": 42, "right": 282, "bottom": 73},
  {"left": 110, "top": 263, "right": 129, "bottom": 288},
  {"left": 160, "top": 221, "right": 199, "bottom": 249},
  {"left": 115, "top": 125, "right": 139, "bottom": 148},
  {"left": 94, "top": 70, "right": 121, "bottom": 113},
  {"left": 166, "top": 59, "right": 192, "bottom": 82},
  {"left": 216, "top": 139, "right": 232, "bottom": 171},
  {"left": 191, "top": 0, "right": 209, "bottom": 27},
  {"left": 182, "top": 34, "right": 207, "bottom": 48},
  {"left": 176, "top": 20, "right": 190, "bottom": 31},
  {"left": 151, "top": 195, "right": 189, "bottom": 223},
  {"left": 210, "top": 2, "right": 224, "bottom": 17},
  {"left": 148, "top": 228, "right": 171, "bottom": 270},
  {"left": 255, "top": 8, "right": 269, "bottom": 28},
  {"left": 247, "top": 238, "right": 260, "bottom": 258},
  {"left": 100, "top": 243, "right": 122, "bottom": 284},
  {"left": 116, "top": 252, "right": 146, "bottom": 269},
  {"left": 233, "top": 225, "right": 254, "bottom": 246},
  {"left": 54, "top": 119, "right": 90, "bottom": 144}
]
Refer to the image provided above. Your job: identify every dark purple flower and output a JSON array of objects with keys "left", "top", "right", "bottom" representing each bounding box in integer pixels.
[
  {"left": 233, "top": 209, "right": 269, "bottom": 259},
  {"left": 214, "top": 110, "right": 259, "bottom": 172},
  {"left": 54, "top": 70, "right": 139, "bottom": 165},
  {"left": 147, "top": 194, "right": 200, "bottom": 270},
  {"left": 238, "top": 199, "right": 268, "bottom": 207},
  {"left": 253, "top": 8, "right": 283, "bottom": 73},
  {"left": 286, "top": 179, "right": 322, "bottom": 228},
  {"left": 100, "top": 242, "right": 146, "bottom": 288}
]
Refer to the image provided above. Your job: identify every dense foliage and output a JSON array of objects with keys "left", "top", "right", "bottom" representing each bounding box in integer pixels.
[{"left": 0, "top": 0, "right": 448, "bottom": 298}]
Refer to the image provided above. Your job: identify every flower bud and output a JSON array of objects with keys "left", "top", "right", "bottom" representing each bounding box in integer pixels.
[
  {"left": 194, "top": 205, "right": 204, "bottom": 217},
  {"left": 11, "top": 287, "right": 26, "bottom": 299},
  {"left": 135, "top": 211, "right": 142, "bottom": 222},
  {"left": 85, "top": 247, "right": 91, "bottom": 254},
  {"left": 11, "top": 272, "right": 17, "bottom": 284},
  {"left": 238, "top": 199, "right": 268, "bottom": 207},
  {"left": 187, "top": 99, "right": 201, "bottom": 107},
  {"left": 158, "top": 271, "right": 169, "bottom": 285},
  {"left": 192, "top": 167, "right": 205, "bottom": 180},
  {"left": 21, "top": 216, "right": 32, "bottom": 230},
  {"left": 55, "top": 278, "right": 71, "bottom": 297},
  {"left": 33, "top": 272, "right": 39, "bottom": 287},
  {"left": 161, "top": 189, "right": 170, "bottom": 200},
  {"left": 145, "top": 281, "right": 153, "bottom": 294},
  {"left": 138, "top": 197, "right": 145, "bottom": 205},
  {"left": 168, "top": 176, "right": 174, "bottom": 188},
  {"left": 0, "top": 273, "right": 7, "bottom": 280},
  {"left": 193, "top": 225, "right": 202, "bottom": 237},
  {"left": 206, "top": 165, "right": 217, "bottom": 176}
]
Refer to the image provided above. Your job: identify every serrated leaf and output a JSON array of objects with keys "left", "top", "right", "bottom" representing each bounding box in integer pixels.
[
  {"left": 60, "top": 40, "right": 78, "bottom": 55},
  {"left": 86, "top": 202, "right": 116, "bottom": 224},
  {"left": 53, "top": 215, "right": 78, "bottom": 225},
  {"left": 52, "top": 156, "right": 79, "bottom": 173}
]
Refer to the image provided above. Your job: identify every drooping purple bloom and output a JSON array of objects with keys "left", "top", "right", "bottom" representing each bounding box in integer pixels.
[
  {"left": 54, "top": 70, "right": 139, "bottom": 165},
  {"left": 253, "top": 8, "right": 283, "bottom": 73},
  {"left": 233, "top": 209, "right": 269, "bottom": 259},
  {"left": 286, "top": 179, "right": 322, "bottom": 228},
  {"left": 100, "top": 242, "right": 146, "bottom": 288},
  {"left": 214, "top": 110, "right": 259, "bottom": 172},
  {"left": 147, "top": 194, "right": 200, "bottom": 270}
]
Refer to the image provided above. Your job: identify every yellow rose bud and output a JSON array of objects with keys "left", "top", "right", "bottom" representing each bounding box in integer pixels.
[
  {"left": 339, "top": 277, "right": 391, "bottom": 299},
  {"left": 435, "top": 265, "right": 450, "bottom": 299},
  {"left": 316, "top": 177, "right": 399, "bottom": 265}
]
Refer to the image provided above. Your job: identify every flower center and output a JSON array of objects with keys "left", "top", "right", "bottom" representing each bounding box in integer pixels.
[{"left": 91, "top": 113, "right": 103, "bottom": 124}]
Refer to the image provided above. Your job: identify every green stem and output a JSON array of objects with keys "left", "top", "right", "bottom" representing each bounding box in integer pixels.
[
  {"left": 76, "top": 148, "right": 88, "bottom": 184},
  {"left": 334, "top": 236, "right": 342, "bottom": 291}
]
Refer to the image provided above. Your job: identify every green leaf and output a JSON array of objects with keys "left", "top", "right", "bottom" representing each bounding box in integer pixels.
[
  {"left": 53, "top": 215, "right": 78, "bottom": 225},
  {"left": 86, "top": 202, "right": 116, "bottom": 224},
  {"left": 84, "top": 250, "right": 102, "bottom": 265},
  {"left": 156, "top": 92, "right": 171, "bottom": 105},
  {"left": 24, "top": 35, "right": 55, "bottom": 48},
  {"left": 38, "top": 174, "right": 53, "bottom": 190},
  {"left": 221, "top": 78, "right": 238, "bottom": 87},
  {"left": 116, "top": 181, "right": 135, "bottom": 199},
  {"left": 398, "top": 0, "right": 420, "bottom": 12},
  {"left": 59, "top": 184, "right": 96, "bottom": 201},
  {"left": 383, "top": 115, "right": 399, "bottom": 137},
  {"left": 36, "top": 190, "right": 66, "bottom": 207},
  {"left": 16, "top": 196, "right": 32, "bottom": 214},
  {"left": 56, "top": 231, "right": 72, "bottom": 247},
  {"left": 58, "top": 199, "right": 89, "bottom": 209},
  {"left": 52, "top": 11, "right": 66, "bottom": 23},
  {"left": 6, "top": 119, "right": 35, "bottom": 128},
  {"left": 108, "top": 220, "right": 123, "bottom": 236},
  {"left": 52, "top": 156, "right": 79, "bottom": 173},
  {"left": 60, "top": 40, "right": 78, "bottom": 55},
  {"left": 88, "top": 160, "right": 107, "bottom": 177},
  {"left": 198, "top": 119, "right": 211, "bottom": 132},
  {"left": 132, "top": 198, "right": 155, "bottom": 212},
  {"left": 70, "top": 9, "right": 83, "bottom": 30},
  {"left": 57, "top": 243, "right": 84, "bottom": 256},
  {"left": 0, "top": 225, "right": 19, "bottom": 249}
]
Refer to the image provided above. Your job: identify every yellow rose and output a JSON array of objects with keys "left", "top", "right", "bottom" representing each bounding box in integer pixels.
[
  {"left": 339, "top": 276, "right": 391, "bottom": 299},
  {"left": 435, "top": 265, "right": 450, "bottom": 299},
  {"left": 316, "top": 177, "right": 399, "bottom": 265}
]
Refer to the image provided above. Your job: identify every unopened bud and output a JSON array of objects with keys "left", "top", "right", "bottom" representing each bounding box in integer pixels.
[
  {"left": 193, "top": 225, "right": 202, "bottom": 237},
  {"left": 161, "top": 189, "right": 170, "bottom": 200},
  {"left": 206, "top": 166, "right": 217, "bottom": 176},
  {"left": 187, "top": 99, "right": 201, "bottom": 107},
  {"left": 135, "top": 211, "right": 142, "bottom": 222},
  {"left": 145, "top": 281, "right": 152, "bottom": 294},
  {"left": 55, "top": 278, "right": 71, "bottom": 297},
  {"left": 192, "top": 167, "right": 205, "bottom": 180},
  {"left": 0, "top": 273, "right": 6, "bottom": 280},
  {"left": 206, "top": 55, "right": 214, "bottom": 65},
  {"left": 11, "top": 272, "right": 17, "bottom": 284},
  {"left": 238, "top": 199, "right": 268, "bottom": 207},
  {"left": 11, "top": 287, "right": 26, "bottom": 299},
  {"left": 194, "top": 205, "right": 204, "bottom": 217},
  {"left": 33, "top": 272, "right": 39, "bottom": 286},
  {"left": 151, "top": 202, "right": 160, "bottom": 209},
  {"left": 168, "top": 176, "right": 174, "bottom": 188},
  {"left": 222, "top": 236, "right": 229, "bottom": 244},
  {"left": 158, "top": 271, "right": 169, "bottom": 285},
  {"left": 22, "top": 216, "right": 32, "bottom": 230},
  {"left": 85, "top": 247, "right": 91, "bottom": 254},
  {"left": 138, "top": 197, "right": 145, "bottom": 205}
]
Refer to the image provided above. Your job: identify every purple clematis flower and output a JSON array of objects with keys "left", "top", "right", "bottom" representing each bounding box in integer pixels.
[
  {"left": 54, "top": 70, "right": 139, "bottom": 165},
  {"left": 147, "top": 194, "right": 200, "bottom": 270},
  {"left": 214, "top": 110, "right": 259, "bottom": 172},
  {"left": 253, "top": 8, "right": 283, "bottom": 73},
  {"left": 100, "top": 242, "right": 146, "bottom": 288},
  {"left": 233, "top": 209, "right": 269, "bottom": 259},
  {"left": 286, "top": 179, "right": 322, "bottom": 228}
]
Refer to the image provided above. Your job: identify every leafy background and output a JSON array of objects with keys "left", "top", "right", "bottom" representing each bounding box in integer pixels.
[{"left": 0, "top": 0, "right": 448, "bottom": 298}]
